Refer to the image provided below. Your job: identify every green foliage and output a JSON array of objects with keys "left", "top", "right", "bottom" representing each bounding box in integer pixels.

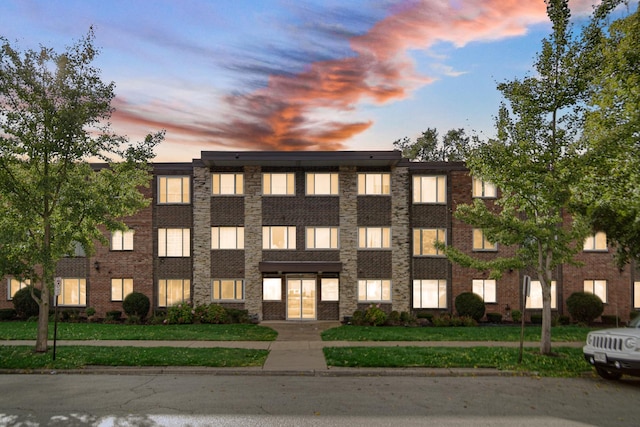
[
  {"left": 511, "top": 310, "right": 522, "bottom": 323},
  {"left": 12, "top": 287, "right": 41, "bottom": 319},
  {"left": 85, "top": 307, "right": 96, "bottom": 317},
  {"left": 351, "top": 310, "right": 365, "bottom": 325},
  {"left": 225, "top": 308, "right": 250, "bottom": 324},
  {"left": 386, "top": 310, "right": 401, "bottom": 326},
  {"left": 122, "top": 292, "right": 150, "bottom": 319},
  {"left": 393, "top": 128, "right": 469, "bottom": 161},
  {"left": 105, "top": 310, "right": 122, "bottom": 322},
  {"left": 364, "top": 305, "right": 387, "bottom": 326},
  {"left": 486, "top": 312, "right": 503, "bottom": 323},
  {"left": 195, "top": 304, "right": 230, "bottom": 324},
  {"left": 0, "top": 308, "right": 16, "bottom": 321},
  {"left": 566, "top": 292, "right": 604, "bottom": 324},
  {"left": 432, "top": 314, "right": 477, "bottom": 327},
  {"left": 455, "top": 292, "right": 486, "bottom": 321},
  {"left": 166, "top": 302, "right": 194, "bottom": 324},
  {"left": 400, "top": 311, "right": 416, "bottom": 325},
  {"left": 531, "top": 314, "right": 543, "bottom": 325}
]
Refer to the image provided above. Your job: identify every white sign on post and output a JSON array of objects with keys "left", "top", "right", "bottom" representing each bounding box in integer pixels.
[{"left": 54, "top": 277, "right": 62, "bottom": 306}]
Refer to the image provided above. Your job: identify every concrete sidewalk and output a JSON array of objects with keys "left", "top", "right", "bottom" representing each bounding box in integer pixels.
[{"left": 0, "top": 321, "right": 585, "bottom": 376}]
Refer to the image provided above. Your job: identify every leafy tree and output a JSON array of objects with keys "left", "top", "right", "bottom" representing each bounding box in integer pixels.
[
  {"left": 574, "top": 4, "right": 640, "bottom": 267},
  {"left": 393, "top": 127, "right": 468, "bottom": 161},
  {"left": 0, "top": 29, "right": 163, "bottom": 352},
  {"left": 440, "top": 0, "right": 618, "bottom": 355}
]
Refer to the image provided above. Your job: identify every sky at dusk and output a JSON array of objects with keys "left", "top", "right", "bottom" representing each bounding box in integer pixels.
[{"left": 0, "top": 0, "right": 628, "bottom": 161}]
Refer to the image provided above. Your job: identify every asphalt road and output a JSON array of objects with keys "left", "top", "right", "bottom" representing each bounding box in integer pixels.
[{"left": 1, "top": 374, "right": 639, "bottom": 426}]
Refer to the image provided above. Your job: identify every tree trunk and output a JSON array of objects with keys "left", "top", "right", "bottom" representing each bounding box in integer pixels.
[{"left": 35, "top": 281, "right": 50, "bottom": 353}]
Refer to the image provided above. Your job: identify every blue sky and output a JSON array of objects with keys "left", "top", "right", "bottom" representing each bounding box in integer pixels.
[{"left": 0, "top": 0, "right": 618, "bottom": 161}]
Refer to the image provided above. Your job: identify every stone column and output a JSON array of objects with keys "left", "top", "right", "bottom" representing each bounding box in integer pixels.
[
  {"left": 339, "top": 165, "right": 358, "bottom": 320},
  {"left": 192, "top": 164, "right": 211, "bottom": 306},
  {"left": 244, "top": 166, "right": 263, "bottom": 319},
  {"left": 392, "top": 165, "right": 411, "bottom": 312}
]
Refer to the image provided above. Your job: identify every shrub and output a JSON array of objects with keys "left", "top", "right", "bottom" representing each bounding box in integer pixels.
[
  {"left": 85, "top": 307, "right": 96, "bottom": 317},
  {"left": 125, "top": 314, "right": 142, "bottom": 325},
  {"left": 196, "top": 304, "right": 229, "bottom": 324},
  {"left": 0, "top": 308, "right": 16, "bottom": 321},
  {"left": 530, "top": 314, "right": 543, "bottom": 324},
  {"left": 12, "top": 286, "right": 41, "bottom": 319},
  {"left": 631, "top": 311, "right": 640, "bottom": 320},
  {"left": 566, "top": 292, "right": 604, "bottom": 324},
  {"left": 166, "top": 302, "right": 194, "bottom": 324},
  {"left": 400, "top": 311, "right": 417, "bottom": 325},
  {"left": 455, "top": 292, "right": 486, "bottom": 321},
  {"left": 415, "top": 312, "right": 433, "bottom": 321},
  {"left": 225, "top": 308, "right": 250, "bottom": 324},
  {"left": 511, "top": 310, "right": 522, "bottom": 323},
  {"left": 106, "top": 310, "right": 122, "bottom": 322},
  {"left": 351, "top": 310, "right": 365, "bottom": 326},
  {"left": 386, "top": 310, "right": 401, "bottom": 326},
  {"left": 486, "top": 312, "right": 502, "bottom": 323},
  {"left": 123, "top": 292, "right": 150, "bottom": 319},
  {"left": 460, "top": 316, "right": 478, "bottom": 327},
  {"left": 432, "top": 314, "right": 452, "bottom": 327},
  {"left": 364, "top": 305, "right": 387, "bottom": 326}
]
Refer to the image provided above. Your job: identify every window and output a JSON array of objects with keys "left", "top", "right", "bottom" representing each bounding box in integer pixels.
[
  {"left": 584, "top": 232, "right": 607, "bottom": 251},
  {"left": 158, "top": 279, "right": 190, "bottom": 307},
  {"left": 306, "top": 173, "right": 339, "bottom": 195},
  {"left": 321, "top": 278, "right": 339, "bottom": 301},
  {"left": 472, "top": 279, "right": 497, "bottom": 303},
  {"left": 413, "top": 228, "right": 446, "bottom": 256},
  {"left": 263, "top": 226, "right": 296, "bottom": 250},
  {"left": 357, "top": 279, "right": 391, "bottom": 302},
  {"left": 59, "top": 278, "right": 86, "bottom": 306},
  {"left": 211, "top": 227, "right": 244, "bottom": 249},
  {"left": 413, "top": 279, "right": 447, "bottom": 309},
  {"left": 111, "top": 278, "right": 133, "bottom": 301},
  {"left": 158, "top": 228, "right": 190, "bottom": 257},
  {"left": 111, "top": 230, "right": 134, "bottom": 251},
  {"left": 413, "top": 175, "right": 446, "bottom": 203},
  {"left": 526, "top": 280, "right": 557, "bottom": 309},
  {"left": 634, "top": 282, "right": 640, "bottom": 309},
  {"left": 158, "top": 176, "right": 190, "bottom": 204},
  {"left": 263, "top": 278, "right": 282, "bottom": 301},
  {"left": 358, "top": 227, "right": 391, "bottom": 249},
  {"left": 358, "top": 173, "right": 390, "bottom": 195},
  {"left": 212, "top": 279, "right": 244, "bottom": 301},
  {"left": 7, "top": 278, "right": 30, "bottom": 300},
  {"left": 263, "top": 173, "right": 295, "bottom": 195},
  {"left": 472, "top": 178, "right": 497, "bottom": 198},
  {"left": 584, "top": 280, "right": 607, "bottom": 303},
  {"left": 306, "top": 227, "right": 339, "bottom": 249},
  {"left": 212, "top": 173, "right": 244, "bottom": 195},
  {"left": 473, "top": 229, "right": 497, "bottom": 251}
]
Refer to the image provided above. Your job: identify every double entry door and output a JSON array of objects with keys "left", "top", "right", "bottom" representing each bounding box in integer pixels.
[{"left": 286, "top": 275, "right": 316, "bottom": 320}]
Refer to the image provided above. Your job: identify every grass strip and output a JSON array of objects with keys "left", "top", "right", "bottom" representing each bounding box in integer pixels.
[
  {"left": 322, "top": 325, "right": 590, "bottom": 342},
  {"left": 0, "top": 322, "right": 277, "bottom": 341},
  {"left": 324, "top": 346, "right": 590, "bottom": 377},
  {"left": 0, "top": 346, "right": 268, "bottom": 369}
]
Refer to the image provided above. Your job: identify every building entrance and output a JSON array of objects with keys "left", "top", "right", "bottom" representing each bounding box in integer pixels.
[{"left": 286, "top": 275, "right": 316, "bottom": 320}]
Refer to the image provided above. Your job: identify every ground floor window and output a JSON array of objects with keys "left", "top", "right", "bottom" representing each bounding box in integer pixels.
[
  {"left": 526, "top": 280, "right": 557, "bottom": 309},
  {"left": 263, "top": 278, "right": 282, "bottom": 301},
  {"left": 59, "top": 278, "right": 87, "bottom": 306},
  {"left": 635, "top": 282, "right": 640, "bottom": 309},
  {"left": 158, "top": 279, "right": 190, "bottom": 307},
  {"left": 472, "top": 279, "right": 496, "bottom": 303},
  {"left": 413, "top": 279, "right": 447, "bottom": 309},
  {"left": 111, "top": 278, "right": 133, "bottom": 301},
  {"left": 357, "top": 279, "right": 391, "bottom": 302},
  {"left": 321, "top": 278, "right": 339, "bottom": 301},
  {"left": 7, "top": 278, "right": 30, "bottom": 300},
  {"left": 584, "top": 279, "right": 607, "bottom": 303},
  {"left": 212, "top": 279, "right": 244, "bottom": 301}
]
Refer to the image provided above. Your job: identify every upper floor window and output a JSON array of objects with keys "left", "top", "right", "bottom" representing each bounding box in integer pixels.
[
  {"left": 158, "top": 176, "right": 190, "bottom": 204},
  {"left": 583, "top": 232, "right": 607, "bottom": 251},
  {"left": 111, "top": 230, "right": 134, "bottom": 251},
  {"left": 358, "top": 279, "right": 392, "bottom": 302},
  {"left": 263, "top": 226, "right": 296, "bottom": 250},
  {"left": 306, "top": 227, "right": 339, "bottom": 250},
  {"left": 211, "top": 227, "right": 245, "bottom": 249},
  {"left": 413, "top": 279, "right": 447, "bottom": 309},
  {"left": 413, "top": 228, "right": 446, "bottom": 256},
  {"left": 584, "top": 279, "right": 607, "bottom": 303},
  {"left": 472, "top": 279, "right": 497, "bottom": 303},
  {"left": 413, "top": 175, "right": 446, "bottom": 204},
  {"left": 473, "top": 229, "right": 497, "bottom": 251},
  {"left": 263, "top": 173, "right": 295, "bottom": 195},
  {"left": 111, "top": 278, "right": 133, "bottom": 302},
  {"left": 212, "top": 173, "right": 244, "bottom": 195},
  {"left": 158, "top": 228, "right": 190, "bottom": 257},
  {"left": 212, "top": 279, "right": 244, "bottom": 301},
  {"left": 358, "top": 227, "right": 391, "bottom": 249},
  {"left": 59, "top": 278, "right": 87, "bottom": 306},
  {"left": 526, "top": 280, "right": 557, "bottom": 309},
  {"left": 472, "top": 177, "right": 497, "bottom": 198},
  {"left": 158, "top": 279, "right": 190, "bottom": 307},
  {"left": 7, "top": 278, "right": 30, "bottom": 300},
  {"left": 306, "top": 173, "right": 339, "bottom": 195},
  {"left": 358, "top": 173, "right": 390, "bottom": 195}
]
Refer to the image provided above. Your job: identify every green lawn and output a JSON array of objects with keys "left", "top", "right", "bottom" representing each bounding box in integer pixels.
[
  {"left": 322, "top": 325, "right": 590, "bottom": 342},
  {"left": 0, "top": 345, "right": 268, "bottom": 369},
  {"left": 0, "top": 322, "right": 277, "bottom": 341},
  {"left": 324, "top": 346, "right": 591, "bottom": 377}
]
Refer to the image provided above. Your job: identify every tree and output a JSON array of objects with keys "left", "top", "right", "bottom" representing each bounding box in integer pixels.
[
  {"left": 393, "top": 127, "right": 468, "bottom": 161},
  {"left": 440, "top": 0, "right": 617, "bottom": 355},
  {"left": 0, "top": 29, "right": 163, "bottom": 352},
  {"left": 574, "top": 4, "right": 640, "bottom": 267}
]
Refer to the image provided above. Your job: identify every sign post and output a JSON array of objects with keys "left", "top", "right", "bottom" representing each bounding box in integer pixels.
[
  {"left": 518, "top": 275, "right": 531, "bottom": 364},
  {"left": 53, "top": 277, "right": 62, "bottom": 361}
]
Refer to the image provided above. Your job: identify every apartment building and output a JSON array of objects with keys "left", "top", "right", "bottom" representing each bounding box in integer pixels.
[{"left": 2, "top": 150, "right": 637, "bottom": 322}]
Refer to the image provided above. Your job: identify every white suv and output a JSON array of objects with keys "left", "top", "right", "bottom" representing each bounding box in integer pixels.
[{"left": 584, "top": 315, "right": 640, "bottom": 380}]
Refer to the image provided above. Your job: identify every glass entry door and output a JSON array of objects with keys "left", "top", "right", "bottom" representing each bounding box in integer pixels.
[{"left": 286, "top": 276, "right": 316, "bottom": 320}]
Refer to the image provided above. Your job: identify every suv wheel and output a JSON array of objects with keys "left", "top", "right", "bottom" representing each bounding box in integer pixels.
[{"left": 595, "top": 367, "right": 623, "bottom": 381}]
